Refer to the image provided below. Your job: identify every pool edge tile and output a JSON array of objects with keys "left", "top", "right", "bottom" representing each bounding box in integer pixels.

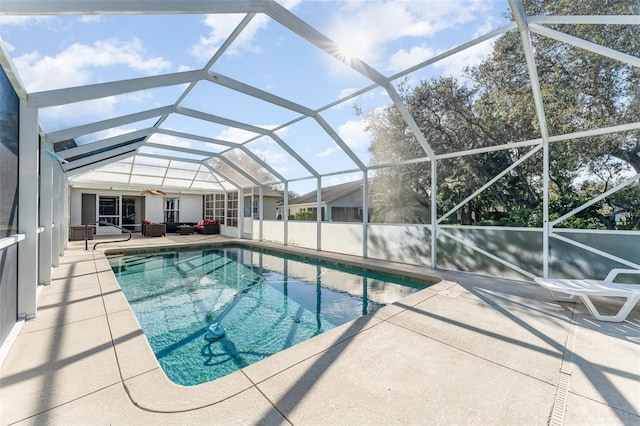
[{"left": 124, "top": 367, "right": 254, "bottom": 413}]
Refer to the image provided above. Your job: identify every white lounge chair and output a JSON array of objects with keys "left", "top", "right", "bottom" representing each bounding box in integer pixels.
[{"left": 534, "top": 269, "right": 640, "bottom": 322}]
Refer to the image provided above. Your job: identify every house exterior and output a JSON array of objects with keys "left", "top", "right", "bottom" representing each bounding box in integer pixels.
[
  {"left": 278, "top": 180, "right": 367, "bottom": 222},
  {"left": 69, "top": 186, "right": 282, "bottom": 236},
  {"left": 243, "top": 187, "right": 282, "bottom": 220}
]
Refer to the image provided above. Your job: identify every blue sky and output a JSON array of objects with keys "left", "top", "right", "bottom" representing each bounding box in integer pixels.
[{"left": 1, "top": 0, "right": 511, "bottom": 194}]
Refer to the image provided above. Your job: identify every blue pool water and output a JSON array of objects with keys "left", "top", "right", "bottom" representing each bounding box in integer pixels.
[{"left": 108, "top": 246, "right": 431, "bottom": 386}]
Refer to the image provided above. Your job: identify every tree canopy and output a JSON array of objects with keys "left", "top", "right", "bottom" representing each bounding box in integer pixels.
[{"left": 361, "top": 0, "right": 640, "bottom": 229}]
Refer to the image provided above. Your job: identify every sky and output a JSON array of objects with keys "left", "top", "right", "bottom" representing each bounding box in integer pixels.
[{"left": 0, "top": 0, "right": 511, "bottom": 194}]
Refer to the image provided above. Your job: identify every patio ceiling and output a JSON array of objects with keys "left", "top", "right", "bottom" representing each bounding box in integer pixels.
[{"left": 0, "top": 0, "right": 637, "bottom": 193}]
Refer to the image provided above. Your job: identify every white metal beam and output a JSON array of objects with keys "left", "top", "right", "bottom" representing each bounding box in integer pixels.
[
  {"left": 57, "top": 128, "right": 154, "bottom": 159},
  {"left": 202, "top": 163, "right": 241, "bottom": 191},
  {"left": 144, "top": 142, "right": 213, "bottom": 158},
  {"left": 529, "top": 23, "right": 640, "bottom": 68},
  {"left": 18, "top": 103, "right": 39, "bottom": 320},
  {"left": 314, "top": 114, "right": 366, "bottom": 170},
  {"left": 47, "top": 106, "right": 172, "bottom": 143},
  {"left": 174, "top": 106, "right": 319, "bottom": 177},
  {"left": 28, "top": 70, "right": 204, "bottom": 108},
  {"left": 386, "top": 85, "right": 437, "bottom": 160},
  {"left": 206, "top": 72, "right": 316, "bottom": 116},
  {"left": 438, "top": 145, "right": 543, "bottom": 223},
  {"left": 0, "top": 0, "right": 268, "bottom": 15},
  {"left": 51, "top": 168, "right": 61, "bottom": 266},
  {"left": 215, "top": 155, "right": 262, "bottom": 187},
  {"left": 509, "top": 0, "right": 552, "bottom": 278},
  {"left": 269, "top": 133, "right": 319, "bottom": 178},
  {"left": 176, "top": 106, "right": 267, "bottom": 135},
  {"left": 548, "top": 121, "right": 640, "bottom": 144},
  {"left": 155, "top": 128, "right": 238, "bottom": 149},
  {"left": 528, "top": 15, "right": 640, "bottom": 25},
  {"left": 550, "top": 232, "right": 640, "bottom": 271},
  {"left": 390, "top": 22, "right": 517, "bottom": 82},
  {"left": 162, "top": 14, "right": 257, "bottom": 129},
  {"left": 64, "top": 149, "right": 139, "bottom": 176},
  {"left": 131, "top": 152, "right": 203, "bottom": 166},
  {"left": 551, "top": 174, "right": 640, "bottom": 227},
  {"left": 266, "top": 1, "right": 388, "bottom": 87},
  {"left": 439, "top": 228, "right": 538, "bottom": 280},
  {"left": 39, "top": 141, "right": 54, "bottom": 285}
]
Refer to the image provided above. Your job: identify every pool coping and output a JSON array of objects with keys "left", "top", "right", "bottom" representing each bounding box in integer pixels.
[{"left": 100, "top": 239, "right": 453, "bottom": 413}]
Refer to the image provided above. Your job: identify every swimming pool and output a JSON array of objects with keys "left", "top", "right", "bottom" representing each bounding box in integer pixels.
[{"left": 108, "top": 245, "right": 432, "bottom": 386}]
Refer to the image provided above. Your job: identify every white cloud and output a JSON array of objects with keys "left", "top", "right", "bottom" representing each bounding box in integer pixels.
[
  {"left": 338, "top": 119, "right": 369, "bottom": 149},
  {"left": 39, "top": 97, "right": 117, "bottom": 129},
  {"left": 433, "top": 38, "right": 494, "bottom": 78},
  {"left": 325, "top": 173, "right": 362, "bottom": 187},
  {"left": 215, "top": 127, "right": 259, "bottom": 143},
  {"left": 0, "top": 16, "right": 54, "bottom": 26},
  {"left": 338, "top": 87, "right": 359, "bottom": 99},
  {"left": 189, "top": 0, "right": 303, "bottom": 61},
  {"left": 388, "top": 44, "right": 436, "bottom": 73},
  {"left": 317, "top": 146, "right": 340, "bottom": 158},
  {"left": 190, "top": 14, "right": 269, "bottom": 60},
  {"left": 148, "top": 132, "right": 193, "bottom": 149},
  {"left": 325, "top": 1, "right": 492, "bottom": 67},
  {"left": 317, "top": 118, "right": 369, "bottom": 158},
  {"left": 252, "top": 147, "right": 287, "bottom": 165},
  {"left": 79, "top": 15, "right": 103, "bottom": 24},
  {"left": 14, "top": 38, "right": 171, "bottom": 92}
]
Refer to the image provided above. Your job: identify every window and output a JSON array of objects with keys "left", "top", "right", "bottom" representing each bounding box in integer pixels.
[
  {"left": 226, "top": 192, "right": 238, "bottom": 227},
  {"left": 214, "top": 193, "right": 225, "bottom": 224},
  {"left": 204, "top": 193, "right": 225, "bottom": 224},
  {"left": 163, "top": 197, "right": 179, "bottom": 223},
  {"left": 204, "top": 194, "right": 214, "bottom": 219},
  {"left": 253, "top": 199, "right": 259, "bottom": 218}
]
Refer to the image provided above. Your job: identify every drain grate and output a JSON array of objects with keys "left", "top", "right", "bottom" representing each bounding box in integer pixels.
[{"left": 549, "top": 304, "right": 579, "bottom": 426}]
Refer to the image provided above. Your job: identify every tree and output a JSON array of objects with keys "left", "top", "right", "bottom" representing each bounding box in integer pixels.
[{"left": 360, "top": 0, "right": 639, "bottom": 228}]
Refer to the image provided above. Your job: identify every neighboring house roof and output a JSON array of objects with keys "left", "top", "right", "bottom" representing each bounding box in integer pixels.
[
  {"left": 244, "top": 187, "right": 282, "bottom": 198},
  {"left": 286, "top": 180, "right": 363, "bottom": 206}
]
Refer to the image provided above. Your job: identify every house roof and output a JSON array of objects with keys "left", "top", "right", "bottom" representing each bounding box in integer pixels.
[
  {"left": 244, "top": 187, "right": 282, "bottom": 198},
  {"left": 287, "top": 180, "right": 362, "bottom": 206}
]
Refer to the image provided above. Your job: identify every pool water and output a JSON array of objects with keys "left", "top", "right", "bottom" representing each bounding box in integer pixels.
[{"left": 108, "top": 246, "right": 431, "bottom": 386}]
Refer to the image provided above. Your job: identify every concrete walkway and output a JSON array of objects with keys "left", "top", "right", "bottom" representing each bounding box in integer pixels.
[{"left": 1, "top": 235, "right": 639, "bottom": 425}]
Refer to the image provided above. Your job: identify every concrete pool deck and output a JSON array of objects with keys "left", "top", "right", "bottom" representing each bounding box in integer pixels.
[{"left": 1, "top": 234, "right": 639, "bottom": 425}]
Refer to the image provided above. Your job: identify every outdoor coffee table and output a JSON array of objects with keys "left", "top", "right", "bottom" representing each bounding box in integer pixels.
[{"left": 177, "top": 225, "right": 194, "bottom": 235}]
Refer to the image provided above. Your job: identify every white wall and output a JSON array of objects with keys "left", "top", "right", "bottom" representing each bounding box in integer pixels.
[
  {"left": 145, "top": 195, "right": 163, "bottom": 223},
  {"left": 321, "top": 223, "right": 363, "bottom": 256},
  {"left": 176, "top": 194, "right": 202, "bottom": 222},
  {"left": 69, "top": 188, "right": 83, "bottom": 226},
  {"left": 367, "top": 224, "right": 431, "bottom": 266},
  {"left": 258, "top": 220, "right": 284, "bottom": 243},
  {"left": 287, "top": 221, "right": 317, "bottom": 249}
]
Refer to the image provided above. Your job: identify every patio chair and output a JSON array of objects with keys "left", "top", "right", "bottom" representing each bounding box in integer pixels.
[
  {"left": 534, "top": 269, "right": 640, "bottom": 322},
  {"left": 142, "top": 222, "right": 166, "bottom": 237}
]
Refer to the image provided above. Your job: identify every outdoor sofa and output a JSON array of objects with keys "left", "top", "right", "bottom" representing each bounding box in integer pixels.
[{"left": 193, "top": 219, "right": 220, "bottom": 234}]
